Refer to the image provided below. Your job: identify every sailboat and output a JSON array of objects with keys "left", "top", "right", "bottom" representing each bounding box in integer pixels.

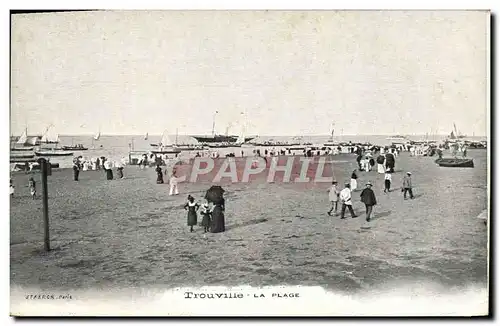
[
  {"left": 151, "top": 130, "right": 181, "bottom": 154},
  {"left": 144, "top": 132, "right": 148, "bottom": 140},
  {"left": 235, "top": 123, "right": 252, "bottom": 148},
  {"left": 91, "top": 127, "right": 102, "bottom": 149},
  {"left": 447, "top": 123, "right": 467, "bottom": 143},
  {"left": 324, "top": 123, "right": 336, "bottom": 146},
  {"left": 192, "top": 111, "right": 255, "bottom": 144},
  {"left": 40, "top": 124, "right": 60, "bottom": 144},
  {"left": 11, "top": 128, "right": 35, "bottom": 151}
]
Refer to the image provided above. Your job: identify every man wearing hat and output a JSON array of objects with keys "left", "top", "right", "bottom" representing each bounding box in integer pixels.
[
  {"left": 339, "top": 182, "right": 357, "bottom": 219},
  {"left": 360, "top": 181, "right": 377, "bottom": 222},
  {"left": 327, "top": 180, "right": 340, "bottom": 216},
  {"left": 402, "top": 172, "right": 414, "bottom": 199}
]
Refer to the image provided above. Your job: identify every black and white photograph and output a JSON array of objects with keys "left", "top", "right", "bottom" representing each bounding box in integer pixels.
[{"left": 8, "top": 9, "right": 490, "bottom": 316}]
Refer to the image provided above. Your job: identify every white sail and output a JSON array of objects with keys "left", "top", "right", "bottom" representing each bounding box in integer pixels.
[
  {"left": 94, "top": 131, "right": 101, "bottom": 140},
  {"left": 27, "top": 137, "right": 38, "bottom": 146},
  {"left": 144, "top": 132, "right": 148, "bottom": 140},
  {"left": 16, "top": 129, "right": 27, "bottom": 145},
  {"left": 160, "top": 130, "right": 173, "bottom": 146},
  {"left": 41, "top": 125, "right": 59, "bottom": 143},
  {"left": 236, "top": 124, "right": 246, "bottom": 144}
]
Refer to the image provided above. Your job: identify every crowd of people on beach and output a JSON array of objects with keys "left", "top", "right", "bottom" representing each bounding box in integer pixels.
[
  {"left": 71, "top": 156, "right": 127, "bottom": 181},
  {"left": 12, "top": 138, "right": 467, "bottom": 234},
  {"left": 327, "top": 147, "right": 416, "bottom": 222}
]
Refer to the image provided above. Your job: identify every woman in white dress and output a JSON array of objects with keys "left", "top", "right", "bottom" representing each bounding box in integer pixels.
[
  {"left": 376, "top": 154, "right": 386, "bottom": 174},
  {"left": 364, "top": 156, "right": 371, "bottom": 172},
  {"left": 350, "top": 170, "right": 358, "bottom": 191},
  {"left": 169, "top": 170, "right": 179, "bottom": 196}
]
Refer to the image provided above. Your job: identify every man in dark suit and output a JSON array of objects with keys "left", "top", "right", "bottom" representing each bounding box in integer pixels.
[{"left": 360, "top": 181, "right": 377, "bottom": 222}]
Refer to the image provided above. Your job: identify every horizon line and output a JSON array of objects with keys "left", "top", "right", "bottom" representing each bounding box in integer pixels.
[{"left": 27, "top": 133, "right": 488, "bottom": 137}]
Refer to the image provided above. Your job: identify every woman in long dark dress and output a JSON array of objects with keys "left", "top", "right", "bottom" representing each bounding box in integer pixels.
[
  {"left": 104, "top": 159, "right": 113, "bottom": 180},
  {"left": 385, "top": 153, "right": 395, "bottom": 173},
  {"left": 73, "top": 162, "right": 80, "bottom": 181},
  {"left": 155, "top": 165, "right": 164, "bottom": 184},
  {"left": 210, "top": 198, "right": 225, "bottom": 233},
  {"left": 184, "top": 195, "right": 199, "bottom": 232}
]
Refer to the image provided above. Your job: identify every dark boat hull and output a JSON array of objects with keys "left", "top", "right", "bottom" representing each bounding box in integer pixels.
[
  {"left": 193, "top": 135, "right": 255, "bottom": 143},
  {"left": 435, "top": 158, "right": 474, "bottom": 168},
  {"left": 151, "top": 150, "right": 181, "bottom": 155},
  {"left": 206, "top": 144, "right": 238, "bottom": 148},
  {"left": 251, "top": 143, "right": 302, "bottom": 147},
  {"left": 35, "top": 151, "right": 74, "bottom": 157},
  {"left": 62, "top": 146, "right": 88, "bottom": 151}
]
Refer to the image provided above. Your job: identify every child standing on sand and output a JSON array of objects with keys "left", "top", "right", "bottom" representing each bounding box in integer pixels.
[
  {"left": 200, "top": 201, "right": 212, "bottom": 233},
  {"left": 327, "top": 180, "right": 340, "bottom": 216},
  {"left": 10, "top": 179, "right": 14, "bottom": 197},
  {"left": 384, "top": 169, "right": 392, "bottom": 193},
  {"left": 28, "top": 177, "right": 36, "bottom": 199}
]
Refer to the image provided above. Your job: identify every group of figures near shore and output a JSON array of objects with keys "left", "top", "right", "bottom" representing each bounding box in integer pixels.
[
  {"left": 10, "top": 139, "right": 477, "bottom": 234},
  {"left": 327, "top": 148, "right": 415, "bottom": 222}
]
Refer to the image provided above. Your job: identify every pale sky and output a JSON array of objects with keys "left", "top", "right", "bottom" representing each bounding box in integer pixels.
[{"left": 11, "top": 10, "right": 488, "bottom": 136}]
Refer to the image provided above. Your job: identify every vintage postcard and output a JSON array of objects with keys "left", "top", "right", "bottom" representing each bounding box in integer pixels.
[{"left": 9, "top": 10, "right": 489, "bottom": 316}]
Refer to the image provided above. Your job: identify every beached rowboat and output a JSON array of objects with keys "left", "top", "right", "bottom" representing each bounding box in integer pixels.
[{"left": 435, "top": 158, "right": 474, "bottom": 168}]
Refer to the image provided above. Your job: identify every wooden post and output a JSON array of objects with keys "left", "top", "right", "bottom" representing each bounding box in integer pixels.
[{"left": 38, "top": 158, "right": 50, "bottom": 251}]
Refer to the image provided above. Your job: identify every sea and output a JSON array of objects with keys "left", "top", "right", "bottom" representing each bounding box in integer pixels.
[{"left": 11, "top": 134, "right": 487, "bottom": 169}]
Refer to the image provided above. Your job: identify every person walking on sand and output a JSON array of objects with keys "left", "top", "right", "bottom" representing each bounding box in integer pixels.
[
  {"left": 376, "top": 154, "right": 386, "bottom": 174},
  {"left": 184, "top": 195, "right": 200, "bottom": 232},
  {"left": 73, "top": 161, "right": 80, "bottom": 181},
  {"left": 350, "top": 170, "right": 358, "bottom": 191},
  {"left": 104, "top": 159, "right": 114, "bottom": 180},
  {"left": 169, "top": 170, "right": 179, "bottom": 196},
  {"left": 339, "top": 182, "right": 357, "bottom": 219},
  {"left": 10, "top": 179, "right": 15, "bottom": 198},
  {"left": 28, "top": 177, "right": 36, "bottom": 200},
  {"left": 200, "top": 201, "right": 212, "bottom": 233},
  {"left": 116, "top": 159, "right": 124, "bottom": 179},
  {"left": 402, "top": 172, "right": 414, "bottom": 200},
  {"left": 210, "top": 197, "right": 226, "bottom": 233},
  {"left": 356, "top": 154, "right": 362, "bottom": 170},
  {"left": 155, "top": 165, "right": 164, "bottom": 184},
  {"left": 327, "top": 180, "right": 340, "bottom": 216},
  {"left": 360, "top": 181, "right": 377, "bottom": 222},
  {"left": 384, "top": 169, "right": 392, "bottom": 193}
]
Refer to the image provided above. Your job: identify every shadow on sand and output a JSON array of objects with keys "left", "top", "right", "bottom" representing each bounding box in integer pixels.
[
  {"left": 372, "top": 210, "right": 392, "bottom": 220},
  {"left": 226, "top": 218, "right": 269, "bottom": 231}
]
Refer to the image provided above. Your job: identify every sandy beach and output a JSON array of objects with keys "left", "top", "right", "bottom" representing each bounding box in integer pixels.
[{"left": 10, "top": 150, "right": 488, "bottom": 294}]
